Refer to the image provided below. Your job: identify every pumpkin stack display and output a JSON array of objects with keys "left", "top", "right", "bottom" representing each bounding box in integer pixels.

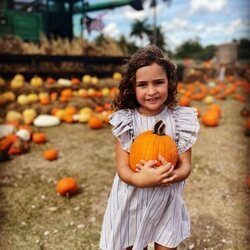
[{"left": 129, "top": 120, "right": 178, "bottom": 172}]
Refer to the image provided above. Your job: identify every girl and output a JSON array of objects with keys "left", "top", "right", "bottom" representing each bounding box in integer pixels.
[{"left": 99, "top": 45, "right": 199, "bottom": 250}]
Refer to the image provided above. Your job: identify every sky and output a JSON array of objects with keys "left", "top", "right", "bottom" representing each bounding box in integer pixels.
[{"left": 73, "top": 0, "right": 250, "bottom": 51}]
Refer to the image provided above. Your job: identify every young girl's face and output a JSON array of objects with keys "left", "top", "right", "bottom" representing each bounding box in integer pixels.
[{"left": 135, "top": 63, "right": 168, "bottom": 116}]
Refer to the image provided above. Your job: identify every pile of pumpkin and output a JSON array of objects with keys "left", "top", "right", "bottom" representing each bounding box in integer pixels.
[
  {"left": 177, "top": 78, "right": 250, "bottom": 127},
  {"left": 0, "top": 123, "right": 56, "bottom": 160},
  {"left": 0, "top": 71, "right": 122, "bottom": 129},
  {"left": 0, "top": 73, "right": 119, "bottom": 113}
]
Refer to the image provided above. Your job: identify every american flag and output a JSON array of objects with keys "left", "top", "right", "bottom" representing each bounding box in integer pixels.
[{"left": 84, "top": 15, "right": 105, "bottom": 33}]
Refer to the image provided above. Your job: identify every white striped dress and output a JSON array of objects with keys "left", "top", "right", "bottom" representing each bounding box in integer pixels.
[{"left": 99, "top": 106, "right": 199, "bottom": 250}]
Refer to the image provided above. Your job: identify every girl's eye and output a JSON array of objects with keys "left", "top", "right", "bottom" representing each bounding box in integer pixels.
[
  {"left": 136, "top": 83, "right": 147, "bottom": 88},
  {"left": 155, "top": 80, "right": 165, "bottom": 85}
]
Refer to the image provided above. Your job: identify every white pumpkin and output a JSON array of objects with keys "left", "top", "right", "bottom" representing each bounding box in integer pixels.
[
  {"left": 16, "top": 129, "right": 31, "bottom": 141},
  {"left": 33, "top": 115, "right": 60, "bottom": 127},
  {"left": 57, "top": 78, "right": 71, "bottom": 86},
  {"left": 0, "top": 124, "right": 15, "bottom": 139}
]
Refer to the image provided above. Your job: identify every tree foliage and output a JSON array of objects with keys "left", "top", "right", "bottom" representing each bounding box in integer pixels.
[{"left": 237, "top": 38, "right": 250, "bottom": 60}]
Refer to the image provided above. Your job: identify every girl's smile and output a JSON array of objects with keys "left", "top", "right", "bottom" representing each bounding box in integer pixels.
[{"left": 135, "top": 63, "right": 168, "bottom": 116}]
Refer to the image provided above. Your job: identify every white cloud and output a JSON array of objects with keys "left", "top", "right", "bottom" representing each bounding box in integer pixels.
[
  {"left": 116, "top": 0, "right": 150, "bottom": 22},
  {"left": 103, "top": 22, "right": 121, "bottom": 39},
  {"left": 190, "top": 0, "right": 227, "bottom": 13},
  {"left": 224, "top": 18, "right": 250, "bottom": 36},
  {"left": 161, "top": 18, "right": 189, "bottom": 32}
]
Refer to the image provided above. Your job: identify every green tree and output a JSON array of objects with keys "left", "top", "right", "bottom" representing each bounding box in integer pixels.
[
  {"left": 130, "top": 19, "right": 151, "bottom": 45},
  {"left": 117, "top": 35, "right": 139, "bottom": 55},
  {"left": 146, "top": 25, "right": 166, "bottom": 51},
  {"left": 174, "top": 39, "right": 203, "bottom": 59},
  {"left": 237, "top": 38, "right": 250, "bottom": 59},
  {"left": 198, "top": 45, "right": 216, "bottom": 60}
]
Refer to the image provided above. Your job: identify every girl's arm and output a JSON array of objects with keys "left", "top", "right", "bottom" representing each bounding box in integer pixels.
[
  {"left": 170, "top": 148, "right": 192, "bottom": 183},
  {"left": 115, "top": 139, "right": 176, "bottom": 188}
]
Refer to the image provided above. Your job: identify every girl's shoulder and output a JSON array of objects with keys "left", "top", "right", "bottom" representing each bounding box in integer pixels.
[
  {"left": 172, "top": 106, "right": 200, "bottom": 154},
  {"left": 108, "top": 109, "right": 134, "bottom": 152},
  {"left": 173, "top": 106, "right": 198, "bottom": 116},
  {"left": 108, "top": 109, "right": 133, "bottom": 126}
]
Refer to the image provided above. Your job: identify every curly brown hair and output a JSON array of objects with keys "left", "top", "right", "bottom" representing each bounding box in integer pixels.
[{"left": 112, "top": 45, "right": 178, "bottom": 111}]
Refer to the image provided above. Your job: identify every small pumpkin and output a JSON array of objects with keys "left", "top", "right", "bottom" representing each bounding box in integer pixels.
[
  {"left": 129, "top": 120, "right": 178, "bottom": 172},
  {"left": 44, "top": 148, "right": 58, "bottom": 161},
  {"left": 201, "top": 111, "right": 219, "bottom": 127},
  {"left": 178, "top": 96, "right": 191, "bottom": 107},
  {"left": 88, "top": 116, "right": 103, "bottom": 129},
  {"left": 56, "top": 177, "right": 78, "bottom": 196},
  {"left": 207, "top": 104, "right": 222, "bottom": 118},
  {"left": 61, "top": 88, "right": 73, "bottom": 98},
  {"left": 32, "top": 132, "right": 47, "bottom": 144},
  {"left": 30, "top": 76, "right": 43, "bottom": 87},
  {"left": 8, "top": 138, "right": 29, "bottom": 155},
  {"left": 112, "top": 72, "right": 122, "bottom": 81}
]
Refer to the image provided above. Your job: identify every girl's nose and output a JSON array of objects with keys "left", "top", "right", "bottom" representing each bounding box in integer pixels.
[{"left": 148, "top": 85, "right": 156, "bottom": 95}]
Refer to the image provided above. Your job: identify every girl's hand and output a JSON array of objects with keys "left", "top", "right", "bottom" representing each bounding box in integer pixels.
[
  {"left": 157, "top": 155, "right": 177, "bottom": 186},
  {"left": 135, "top": 155, "right": 177, "bottom": 187}
]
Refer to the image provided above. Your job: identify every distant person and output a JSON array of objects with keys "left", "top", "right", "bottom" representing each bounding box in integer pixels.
[
  {"left": 99, "top": 45, "right": 200, "bottom": 250},
  {"left": 218, "top": 64, "right": 226, "bottom": 82}
]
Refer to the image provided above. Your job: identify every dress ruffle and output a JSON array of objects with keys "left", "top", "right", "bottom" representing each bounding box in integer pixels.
[
  {"left": 109, "top": 109, "right": 134, "bottom": 152},
  {"left": 173, "top": 106, "right": 200, "bottom": 154}
]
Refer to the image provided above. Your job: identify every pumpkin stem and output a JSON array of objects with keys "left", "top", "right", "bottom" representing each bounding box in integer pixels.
[{"left": 153, "top": 120, "right": 166, "bottom": 136}]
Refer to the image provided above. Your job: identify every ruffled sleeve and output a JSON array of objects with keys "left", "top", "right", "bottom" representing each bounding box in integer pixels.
[
  {"left": 173, "top": 106, "right": 200, "bottom": 154},
  {"left": 109, "top": 109, "right": 134, "bottom": 152}
]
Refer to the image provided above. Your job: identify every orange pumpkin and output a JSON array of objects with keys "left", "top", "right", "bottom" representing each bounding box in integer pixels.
[
  {"left": 32, "top": 132, "right": 47, "bottom": 144},
  {"left": 178, "top": 96, "right": 191, "bottom": 106},
  {"left": 65, "top": 106, "right": 77, "bottom": 116},
  {"left": 56, "top": 177, "right": 78, "bottom": 196},
  {"left": 201, "top": 111, "right": 219, "bottom": 127},
  {"left": 50, "top": 92, "right": 58, "bottom": 101},
  {"left": 61, "top": 88, "right": 73, "bottom": 98},
  {"left": 88, "top": 116, "right": 103, "bottom": 129},
  {"left": 129, "top": 120, "right": 178, "bottom": 172},
  {"left": 46, "top": 77, "right": 56, "bottom": 85},
  {"left": 44, "top": 148, "right": 58, "bottom": 161},
  {"left": 95, "top": 105, "right": 104, "bottom": 113},
  {"left": 207, "top": 104, "right": 222, "bottom": 118},
  {"left": 71, "top": 77, "right": 80, "bottom": 85},
  {"left": 0, "top": 134, "right": 18, "bottom": 150}
]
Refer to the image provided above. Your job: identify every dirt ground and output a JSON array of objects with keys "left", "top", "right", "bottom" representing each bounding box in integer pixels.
[{"left": 0, "top": 98, "right": 249, "bottom": 250}]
